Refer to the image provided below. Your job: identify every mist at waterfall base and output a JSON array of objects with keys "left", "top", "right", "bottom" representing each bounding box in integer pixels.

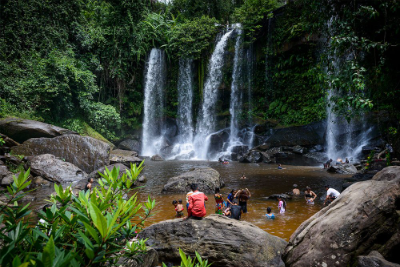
[{"left": 141, "top": 25, "right": 374, "bottom": 162}]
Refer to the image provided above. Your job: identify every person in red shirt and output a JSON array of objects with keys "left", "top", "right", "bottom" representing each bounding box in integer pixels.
[{"left": 184, "top": 183, "right": 208, "bottom": 220}]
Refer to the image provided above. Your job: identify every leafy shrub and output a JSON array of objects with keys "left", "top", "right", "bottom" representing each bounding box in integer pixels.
[{"left": 0, "top": 162, "right": 156, "bottom": 266}]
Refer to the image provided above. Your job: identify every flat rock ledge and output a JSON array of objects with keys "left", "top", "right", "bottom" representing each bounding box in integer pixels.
[{"left": 139, "top": 214, "right": 287, "bottom": 267}]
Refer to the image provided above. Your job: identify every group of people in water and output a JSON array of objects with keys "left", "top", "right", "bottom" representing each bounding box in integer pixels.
[
  {"left": 172, "top": 182, "right": 341, "bottom": 221},
  {"left": 171, "top": 183, "right": 252, "bottom": 220}
]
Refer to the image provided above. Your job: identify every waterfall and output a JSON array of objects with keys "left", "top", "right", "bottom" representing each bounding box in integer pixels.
[
  {"left": 177, "top": 59, "right": 194, "bottom": 143},
  {"left": 194, "top": 29, "right": 234, "bottom": 159},
  {"left": 141, "top": 48, "right": 166, "bottom": 156},
  {"left": 228, "top": 26, "right": 244, "bottom": 147},
  {"left": 245, "top": 45, "right": 255, "bottom": 148},
  {"left": 325, "top": 16, "right": 372, "bottom": 162},
  {"left": 168, "top": 58, "right": 195, "bottom": 159}
]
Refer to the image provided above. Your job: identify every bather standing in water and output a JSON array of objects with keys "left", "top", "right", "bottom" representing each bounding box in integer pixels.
[
  {"left": 292, "top": 184, "right": 300, "bottom": 195},
  {"left": 304, "top": 186, "right": 317, "bottom": 204},
  {"left": 234, "top": 188, "right": 251, "bottom": 213}
]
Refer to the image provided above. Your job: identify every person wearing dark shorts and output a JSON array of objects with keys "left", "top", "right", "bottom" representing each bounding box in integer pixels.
[
  {"left": 234, "top": 188, "right": 251, "bottom": 213},
  {"left": 230, "top": 199, "right": 242, "bottom": 220}
]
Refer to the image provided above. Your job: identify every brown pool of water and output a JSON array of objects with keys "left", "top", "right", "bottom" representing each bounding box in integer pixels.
[
  {"left": 137, "top": 161, "right": 348, "bottom": 241},
  {"left": 25, "top": 161, "right": 348, "bottom": 241}
]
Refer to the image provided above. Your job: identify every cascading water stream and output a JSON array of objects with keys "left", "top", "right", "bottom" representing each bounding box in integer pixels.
[
  {"left": 194, "top": 29, "right": 234, "bottom": 159},
  {"left": 141, "top": 48, "right": 166, "bottom": 156},
  {"left": 168, "top": 58, "right": 195, "bottom": 159},
  {"left": 245, "top": 45, "right": 255, "bottom": 148},
  {"left": 325, "top": 16, "right": 372, "bottom": 162},
  {"left": 228, "top": 26, "right": 244, "bottom": 148}
]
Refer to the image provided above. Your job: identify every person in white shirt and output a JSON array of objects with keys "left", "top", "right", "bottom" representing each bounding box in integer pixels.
[{"left": 324, "top": 185, "right": 341, "bottom": 206}]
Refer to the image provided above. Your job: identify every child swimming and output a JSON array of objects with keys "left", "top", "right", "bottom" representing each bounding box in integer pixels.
[{"left": 265, "top": 207, "right": 275, "bottom": 219}]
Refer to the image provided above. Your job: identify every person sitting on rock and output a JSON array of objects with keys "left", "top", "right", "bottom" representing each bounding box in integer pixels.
[
  {"left": 184, "top": 183, "right": 208, "bottom": 220},
  {"left": 278, "top": 197, "right": 286, "bottom": 214},
  {"left": 324, "top": 185, "right": 340, "bottom": 206},
  {"left": 214, "top": 188, "right": 224, "bottom": 215},
  {"left": 304, "top": 186, "right": 317, "bottom": 204},
  {"left": 185, "top": 188, "right": 194, "bottom": 211},
  {"left": 234, "top": 188, "right": 251, "bottom": 213},
  {"left": 265, "top": 207, "right": 275, "bottom": 219},
  {"left": 277, "top": 163, "right": 286, "bottom": 170},
  {"left": 292, "top": 184, "right": 300, "bottom": 195},
  {"left": 229, "top": 199, "right": 242, "bottom": 220}
]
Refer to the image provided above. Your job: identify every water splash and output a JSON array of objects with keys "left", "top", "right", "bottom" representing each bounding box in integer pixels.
[
  {"left": 194, "top": 29, "right": 234, "bottom": 159},
  {"left": 141, "top": 48, "right": 166, "bottom": 156}
]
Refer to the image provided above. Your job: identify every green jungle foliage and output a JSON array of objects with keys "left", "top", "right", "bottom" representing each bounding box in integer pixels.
[
  {"left": 1, "top": 0, "right": 400, "bottom": 139},
  {"left": 0, "top": 163, "right": 156, "bottom": 266},
  {"left": 0, "top": 165, "right": 212, "bottom": 266}
]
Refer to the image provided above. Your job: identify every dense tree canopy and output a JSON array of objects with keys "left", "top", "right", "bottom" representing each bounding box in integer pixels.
[{"left": 0, "top": 0, "right": 399, "bottom": 141}]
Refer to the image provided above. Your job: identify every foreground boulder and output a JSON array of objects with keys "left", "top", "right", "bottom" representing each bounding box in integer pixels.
[
  {"left": 357, "top": 251, "right": 400, "bottom": 267},
  {"left": 283, "top": 166, "right": 400, "bottom": 267},
  {"left": 162, "top": 167, "right": 224, "bottom": 193},
  {"left": 139, "top": 214, "right": 287, "bottom": 267},
  {"left": 12, "top": 134, "right": 110, "bottom": 173},
  {"left": 327, "top": 163, "right": 357, "bottom": 174},
  {"left": 26, "top": 154, "right": 87, "bottom": 183},
  {"left": 0, "top": 118, "right": 77, "bottom": 143}
]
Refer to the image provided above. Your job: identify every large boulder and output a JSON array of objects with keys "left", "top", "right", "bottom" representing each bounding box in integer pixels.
[
  {"left": 162, "top": 167, "right": 224, "bottom": 193},
  {"left": 11, "top": 134, "right": 110, "bottom": 173},
  {"left": 109, "top": 151, "right": 144, "bottom": 167},
  {"left": 151, "top": 154, "right": 164, "bottom": 161},
  {"left": 327, "top": 163, "right": 357, "bottom": 174},
  {"left": 0, "top": 133, "right": 19, "bottom": 148},
  {"left": 111, "top": 149, "right": 138, "bottom": 157},
  {"left": 0, "top": 118, "right": 77, "bottom": 143},
  {"left": 26, "top": 154, "right": 87, "bottom": 183},
  {"left": 283, "top": 166, "right": 400, "bottom": 267},
  {"left": 139, "top": 214, "right": 287, "bottom": 267},
  {"left": 118, "top": 139, "right": 141, "bottom": 152}
]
